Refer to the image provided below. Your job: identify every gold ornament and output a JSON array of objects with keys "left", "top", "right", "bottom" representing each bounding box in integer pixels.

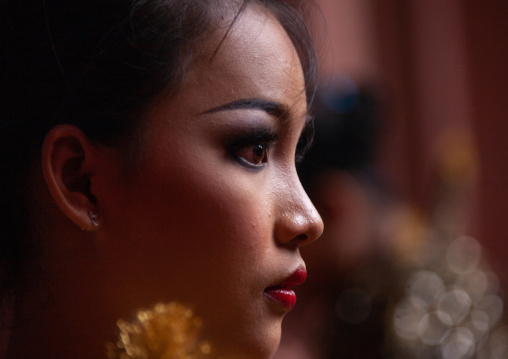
[{"left": 106, "top": 302, "right": 211, "bottom": 359}]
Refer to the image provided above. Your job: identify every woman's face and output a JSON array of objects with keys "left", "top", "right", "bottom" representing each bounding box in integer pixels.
[{"left": 99, "top": 5, "right": 323, "bottom": 358}]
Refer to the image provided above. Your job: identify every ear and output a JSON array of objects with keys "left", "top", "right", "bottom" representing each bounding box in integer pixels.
[{"left": 42, "top": 125, "right": 102, "bottom": 231}]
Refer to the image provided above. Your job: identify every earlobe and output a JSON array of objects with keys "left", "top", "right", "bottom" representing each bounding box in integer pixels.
[{"left": 42, "top": 125, "right": 101, "bottom": 231}]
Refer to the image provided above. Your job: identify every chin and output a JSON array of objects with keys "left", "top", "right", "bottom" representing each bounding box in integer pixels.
[
  {"left": 209, "top": 320, "right": 282, "bottom": 359},
  {"left": 219, "top": 342, "right": 280, "bottom": 359}
]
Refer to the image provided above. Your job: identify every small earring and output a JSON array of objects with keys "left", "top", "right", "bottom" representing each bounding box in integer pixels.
[{"left": 88, "top": 210, "right": 99, "bottom": 227}]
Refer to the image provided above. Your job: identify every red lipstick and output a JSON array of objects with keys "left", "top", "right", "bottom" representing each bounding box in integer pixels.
[{"left": 263, "top": 267, "right": 307, "bottom": 311}]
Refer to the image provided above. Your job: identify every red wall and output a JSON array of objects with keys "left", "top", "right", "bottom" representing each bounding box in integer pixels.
[{"left": 315, "top": 0, "right": 508, "bottom": 279}]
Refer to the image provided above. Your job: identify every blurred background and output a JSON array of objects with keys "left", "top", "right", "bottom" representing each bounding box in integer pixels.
[{"left": 276, "top": 1, "right": 508, "bottom": 358}]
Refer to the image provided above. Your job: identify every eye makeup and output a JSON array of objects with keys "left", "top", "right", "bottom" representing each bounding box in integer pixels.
[
  {"left": 225, "top": 127, "right": 280, "bottom": 170},
  {"left": 203, "top": 98, "right": 308, "bottom": 169},
  {"left": 295, "top": 116, "right": 315, "bottom": 163}
]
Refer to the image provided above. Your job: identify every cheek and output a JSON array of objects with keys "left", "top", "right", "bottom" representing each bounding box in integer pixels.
[
  {"left": 169, "top": 166, "right": 273, "bottom": 260},
  {"left": 106, "top": 157, "right": 274, "bottom": 275}
]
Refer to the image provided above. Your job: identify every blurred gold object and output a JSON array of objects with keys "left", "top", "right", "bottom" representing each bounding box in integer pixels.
[
  {"left": 106, "top": 302, "right": 211, "bottom": 359},
  {"left": 435, "top": 128, "right": 478, "bottom": 188}
]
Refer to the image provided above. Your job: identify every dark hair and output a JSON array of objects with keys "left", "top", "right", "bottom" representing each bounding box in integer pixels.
[{"left": 0, "top": 0, "right": 317, "bottom": 304}]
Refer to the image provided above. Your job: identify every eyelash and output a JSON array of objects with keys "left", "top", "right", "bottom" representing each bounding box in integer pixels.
[
  {"left": 295, "top": 119, "right": 315, "bottom": 164},
  {"left": 227, "top": 129, "right": 279, "bottom": 170}
]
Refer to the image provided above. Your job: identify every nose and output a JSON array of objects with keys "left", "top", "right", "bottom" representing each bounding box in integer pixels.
[{"left": 274, "top": 173, "right": 324, "bottom": 248}]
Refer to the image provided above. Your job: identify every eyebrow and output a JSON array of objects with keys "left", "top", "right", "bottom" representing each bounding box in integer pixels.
[{"left": 202, "top": 98, "right": 291, "bottom": 119}]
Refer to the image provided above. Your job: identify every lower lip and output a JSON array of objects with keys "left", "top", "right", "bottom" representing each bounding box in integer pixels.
[{"left": 263, "top": 288, "right": 297, "bottom": 310}]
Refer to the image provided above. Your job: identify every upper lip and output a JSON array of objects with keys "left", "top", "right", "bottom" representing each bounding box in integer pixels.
[{"left": 265, "top": 266, "right": 307, "bottom": 290}]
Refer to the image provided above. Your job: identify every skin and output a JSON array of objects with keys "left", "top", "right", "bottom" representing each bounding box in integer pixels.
[{"left": 8, "top": 4, "right": 323, "bottom": 359}]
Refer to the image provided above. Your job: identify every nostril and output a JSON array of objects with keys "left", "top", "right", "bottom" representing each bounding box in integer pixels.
[{"left": 295, "top": 234, "right": 308, "bottom": 241}]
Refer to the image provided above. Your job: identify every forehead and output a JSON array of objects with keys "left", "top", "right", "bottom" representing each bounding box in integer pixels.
[{"left": 175, "top": 4, "right": 307, "bottom": 117}]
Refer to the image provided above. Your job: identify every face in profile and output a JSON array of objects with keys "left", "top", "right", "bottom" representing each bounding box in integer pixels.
[{"left": 94, "top": 4, "right": 323, "bottom": 358}]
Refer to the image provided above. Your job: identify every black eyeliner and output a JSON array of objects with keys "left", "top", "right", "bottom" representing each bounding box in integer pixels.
[
  {"left": 226, "top": 127, "right": 280, "bottom": 170},
  {"left": 227, "top": 128, "right": 279, "bottom": 149},
  {"left": 295, "top": 119, "right": 314, "bottom": 163}
]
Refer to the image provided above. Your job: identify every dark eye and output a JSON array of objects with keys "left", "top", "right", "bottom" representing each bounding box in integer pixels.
[
  {"left": 226, "top": 128, "right": 279, "bottom": 170},
  {"left": 236, "top": 142, "right": 268, "bottom": 168}
]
